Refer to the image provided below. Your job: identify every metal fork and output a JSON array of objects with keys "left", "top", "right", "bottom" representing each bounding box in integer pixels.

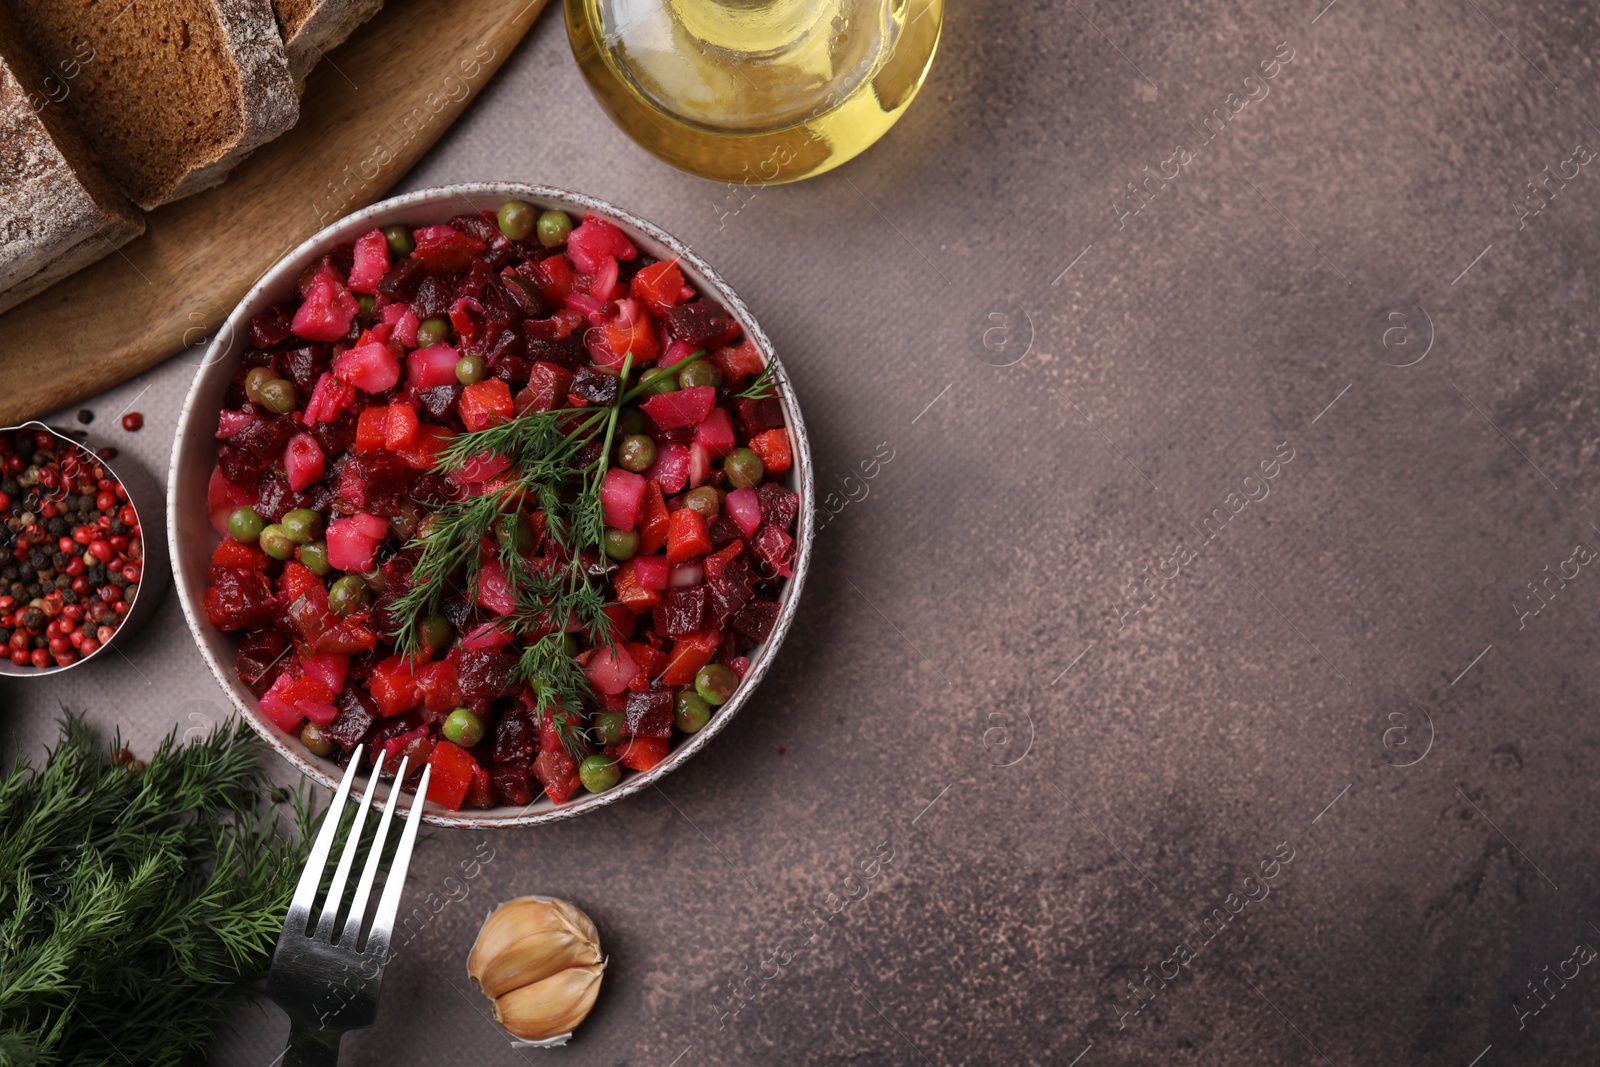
[{"left": 266, "top": 746, "right": 433, "bottom": 1066}]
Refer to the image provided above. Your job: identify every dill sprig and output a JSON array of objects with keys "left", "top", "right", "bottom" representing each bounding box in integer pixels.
[
  {"left": 388, "top": 354, "right": 651, "bottom": 761},
  {"left": 0, "top": 713, "right": 312, "bottom": 1066},
  {"left": 736, "top": 362, "right": 777, "bottom": 401}
]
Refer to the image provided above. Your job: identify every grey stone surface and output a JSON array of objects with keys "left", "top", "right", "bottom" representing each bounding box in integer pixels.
[{"left": 6, "top": 0, "right": 1600, "bottom": 1063}]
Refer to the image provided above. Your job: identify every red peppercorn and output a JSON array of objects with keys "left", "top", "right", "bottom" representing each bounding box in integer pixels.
[
  {"left": 97, "top": 446, "right": 118, "bottom": 460},
  {"left": 122, "top": 564, "right": 141, "bottom": 584},
  {"left": 66, "top": 558, "right": 84, "bottom": 577},
  {"left": 57, "top": 536, "right": 75, "bottom": 554},
  {"left": 108, "top": 559, "right": 123, "bottom": 575},
  {"left": 0, "top": 491, "right": 9, "bottom": 510},
  {"left": 88, "top": 540, "right": 113, "bottom": 563},
  {"left": 68, "top": 631, "right": 84, "bottom": 649},
  {"left": 96, "top": 625, "right": 116, "bottom": 643},
  {"left": 119, "top": 505, "right": 137, "bottom": 526},
  {"left": 11, "top": 649, "right": 28, "bottom": 665},
  {"left": 0, "top": 596, "right": 12, "bottom": 611},
  {"left": 97, "top": 515, "right": 112, "bottom": 530},
  {"left": 29, "top": 648, "right": 48, "bottom": 668},
  {"left": 40, "top": 502, "right": 56, "bottom": 519},
  {"left": 78, "top": 638, "right": 98, "bottom": 656},
  {"left": 109, "top": 535, "right": 129, "bottom": 552},
  {"left": 54, "top": 652, "right": 75, "bottom": 667},
  {"left": 96, "top": 491, "right": 116, "bottom": 512},
  {"left": 114, "top": 601, "right": 128, "bottom": 614},
  {"left": 47, "top": 637, "right": 68, "bottom": 655},
  {"left": 63, "top": 603, "right": 83, "bottom": 622},
  {"left": 121, "top": 412, "right": 143, "bottom": 431},
  {"left": 9, "top": 632, "right": 26, "bottom": 652}
]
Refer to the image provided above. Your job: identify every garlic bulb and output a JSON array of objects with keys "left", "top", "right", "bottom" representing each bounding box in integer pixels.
[{"left": 469, "top": 896, "right": 604, "bottom": 1043}]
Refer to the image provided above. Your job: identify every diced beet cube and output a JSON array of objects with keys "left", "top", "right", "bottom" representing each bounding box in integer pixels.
[
  {"left": 411, "top": 224, "right": 486, "bottom": 273},
  {"left": 624, "top": 689, "right": 674, "bottom": 739},
  {"left": 751, "top": 525, "right": 794, "bottom": 579},
  {"left": 662, "top": 301, "right": 739, "bottom": 347},
  {"left": 309, "top": 410, "right": 357, "bottom": 459},
  {"left": 453, "top": 649, "right": 518, "bottom": 703},
  {"left": 652, "top": 586, "right": 706, "bottom": 638},
  {"left": 493, "top": 712, "right": 538, "bottom": 763},
  {"left": 756, "top": 483, "right": 799, "bottom": 532},
  {"left": 204, "top": 569, "right": 279, "bottom": 631},
  {"left": 516, "top": 362, "right": 573, "bottom": 413},
  {"left": 732, "top": 599, "right": 781, "bottom": 644},
  {"left": 411, "top": 272, "right": 455, "bottom": 320},
  {"left": 417, "top": 383, "right": 461, "bottom": 421},
  {"left": 736, "top": 397, "right": 785, "bottom": 436},
  {"left": 325, "top": 687, "right": 379, "bottom": 749},
  {"left": 217, "top": 445, "right": 265, "bottom": 488},
  {"left": 568, "top": 366, "right": 618, "bottom": 406},
  {"left": 378, "top": 257, "right": 425, "bottom": 300},
  {"left": 249, "top": 302, "right": 295, "bottom": 348},
  {"left": 236, "top": 626, "right": 291, "bottom": 695},
  {"left": 706, "top": 556, "right": 754, "bottom": 629},
  {"left": 708, "top": 514, "right": 742, "bottom": 550},
  {"left": 490, "top": 759, "right": 536, "bottom": 806},
  {"left": 228, "top": 412, "right": 297, "bottom": 459},
  {"left": 279, "top": 345, "right": 331, "bottom": 394},
  {"left": 447, "top": 212, "right": 503, "bottom": 247}
]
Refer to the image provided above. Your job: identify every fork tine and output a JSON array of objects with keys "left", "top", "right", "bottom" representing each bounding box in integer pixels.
[
  {"left": 313, "top": 763, "right": 382, "bottom": 940},
  {"left": 289, "top": 744, "right": 365, "bottom": 920},
  {"left": 339, "top": 756, "right": 410, "bottom": 948},
  {"left": 365, "top": 765, "right": 432, "bottom": 960}
]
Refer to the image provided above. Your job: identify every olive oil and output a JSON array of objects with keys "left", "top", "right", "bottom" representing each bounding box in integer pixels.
[{"left": 565, "top": 0, "right": 943, "bottom": 184}]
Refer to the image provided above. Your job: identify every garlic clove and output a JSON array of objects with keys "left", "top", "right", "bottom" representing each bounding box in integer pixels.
[
  {"left": 468, "top": 896, "right": 600, "bottom": 993},
  {"left": 475, "top": 923, "right": 602, "bottom": 998},
  {"left": 492, "top": 962, "right": 605, "bottom": 1042}
]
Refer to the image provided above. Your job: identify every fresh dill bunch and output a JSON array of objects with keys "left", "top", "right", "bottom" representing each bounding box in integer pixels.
[{"left": 0, "top": 714, "right": 312, "bottom": 1067}]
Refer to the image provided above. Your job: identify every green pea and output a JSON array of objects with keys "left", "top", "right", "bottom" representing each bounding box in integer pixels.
[
  {"left": 615, "top": 407, "right": 645, "bottom": 437},
  {"left": 442, "top": 707, "right": 486, "bottom": 748},
  {"left": 257, "top": 378, "right": 297, "bottom": 416},
  {"left": 675, "top": 690, "right": 712, "bottom": 733},
  {"left": 416, "top": 317, "right": 451, "bottom": 348},
  {"left": 418, "top": 611, "right": 453, "bottom": 651},
  {"left": 603, "top": 527, "right": 640, "bottom": 561},
  {"left": 297, "top": 539, "right": 331, "bottom": 576},
  {"left": 590, "top": 711, "right": 626, "bottom": 746},
  {"left": 578, "top": 753, "right": 621, "bottom": 793},
  {"left": 495, "top": 512, "right": 532, "bottom": 554},
  {"left": 678, "top": 360, "right": 721, "bottom": 390},
  {"left": 456, "top": 353, "right": 487, "bottom": 385},
  {"left": 617, "top": 434, "right": 656, "bottom": 473},
  {"left": 259, "top": 524, "right": 296, "bottom": 561},
  {"left": 301, "top": 721, "right": 335, "bottom": 757},
  {"left": 383, "top": 224, "right": 414, "bottom": 257},
  {"left": 356, "top": 293, "right": 376, "bottom": 319},
  {"left": 228, "top": 506, "right": 264, "bottom": 544},
  {"left": 695, "top": 663, "right": 738, "bottom": 706},
  {"left": 561, "top": 633, "right": 581, "bottom": 658},
  {"left": 638, "top": 367, "right": 677, "bottom": 396},
  {"left": 243, "top": 366, "right": 276, "bottom": 406},
  {"left": 328, "top": 575, "right": 369, "bottom": 617},
  {"left": 683, "top": 486, "right": 720, "bottom": 519},
  {"left": 536, "top": 209, "right": 574, "bottom": 248},
  {"left": 281, "top": 508, "right": 322, "bottom": 544},
  {"left": 724, "top": 447, "right": 764, "bottom": 489},
  {"left": 497, "top": 200, "right": 537, "bottom": 241}
]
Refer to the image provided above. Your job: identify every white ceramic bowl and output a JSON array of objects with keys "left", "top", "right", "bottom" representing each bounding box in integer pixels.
[{"left": 169, "top": 183, "right": 813, "bottom": 827}]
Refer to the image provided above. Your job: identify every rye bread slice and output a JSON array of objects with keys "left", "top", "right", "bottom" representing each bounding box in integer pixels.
[
  {"left": 273, "top": 0, "right": 385, "bottom": 84},
  {"left": 0, "top": 13, "right": 143, "bottom": 315},
  {"left": 8, "top": 0, "right": 299, "bottom": 210}
]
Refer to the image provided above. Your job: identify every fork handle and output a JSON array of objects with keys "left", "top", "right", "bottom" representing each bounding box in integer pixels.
[{"left": 283, "top": 1020, "right": 342, "bottom": 1067}]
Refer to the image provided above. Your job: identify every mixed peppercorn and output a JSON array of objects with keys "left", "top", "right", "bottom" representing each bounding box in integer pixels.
[
  {"left": 0, "top": 429, "right": 142, "bottom": 669},
  {"left": 203, "top": 200, "right": 798, "bottom": 811}
]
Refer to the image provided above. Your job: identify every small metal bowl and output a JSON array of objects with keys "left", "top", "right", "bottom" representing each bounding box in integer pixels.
[
  {"left": 0, "top": 420, "right": 169, "bottom": 677},
  {"left": 169, "top": 182, "right": 814, "bottom": 827}
]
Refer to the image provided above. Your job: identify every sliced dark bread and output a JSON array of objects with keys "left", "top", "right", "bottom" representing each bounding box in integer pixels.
[
  {"left": 0, "top": 13, "right": 143, "bottom": 315},
  {"left": 273, "top": 0, "right": 385, "bottom": 83},
  {"left": 8, "top": 0, "right": 299, "bottom": 210}
]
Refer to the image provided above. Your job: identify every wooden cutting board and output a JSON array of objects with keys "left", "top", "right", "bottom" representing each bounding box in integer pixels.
[{"left": 0, "top": 0, "right": 550, "bottom": 424}]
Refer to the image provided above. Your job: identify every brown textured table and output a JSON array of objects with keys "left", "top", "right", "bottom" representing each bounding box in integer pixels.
[{"left": 6, "top": 1, "right": 1600, "bottom": 1064}]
